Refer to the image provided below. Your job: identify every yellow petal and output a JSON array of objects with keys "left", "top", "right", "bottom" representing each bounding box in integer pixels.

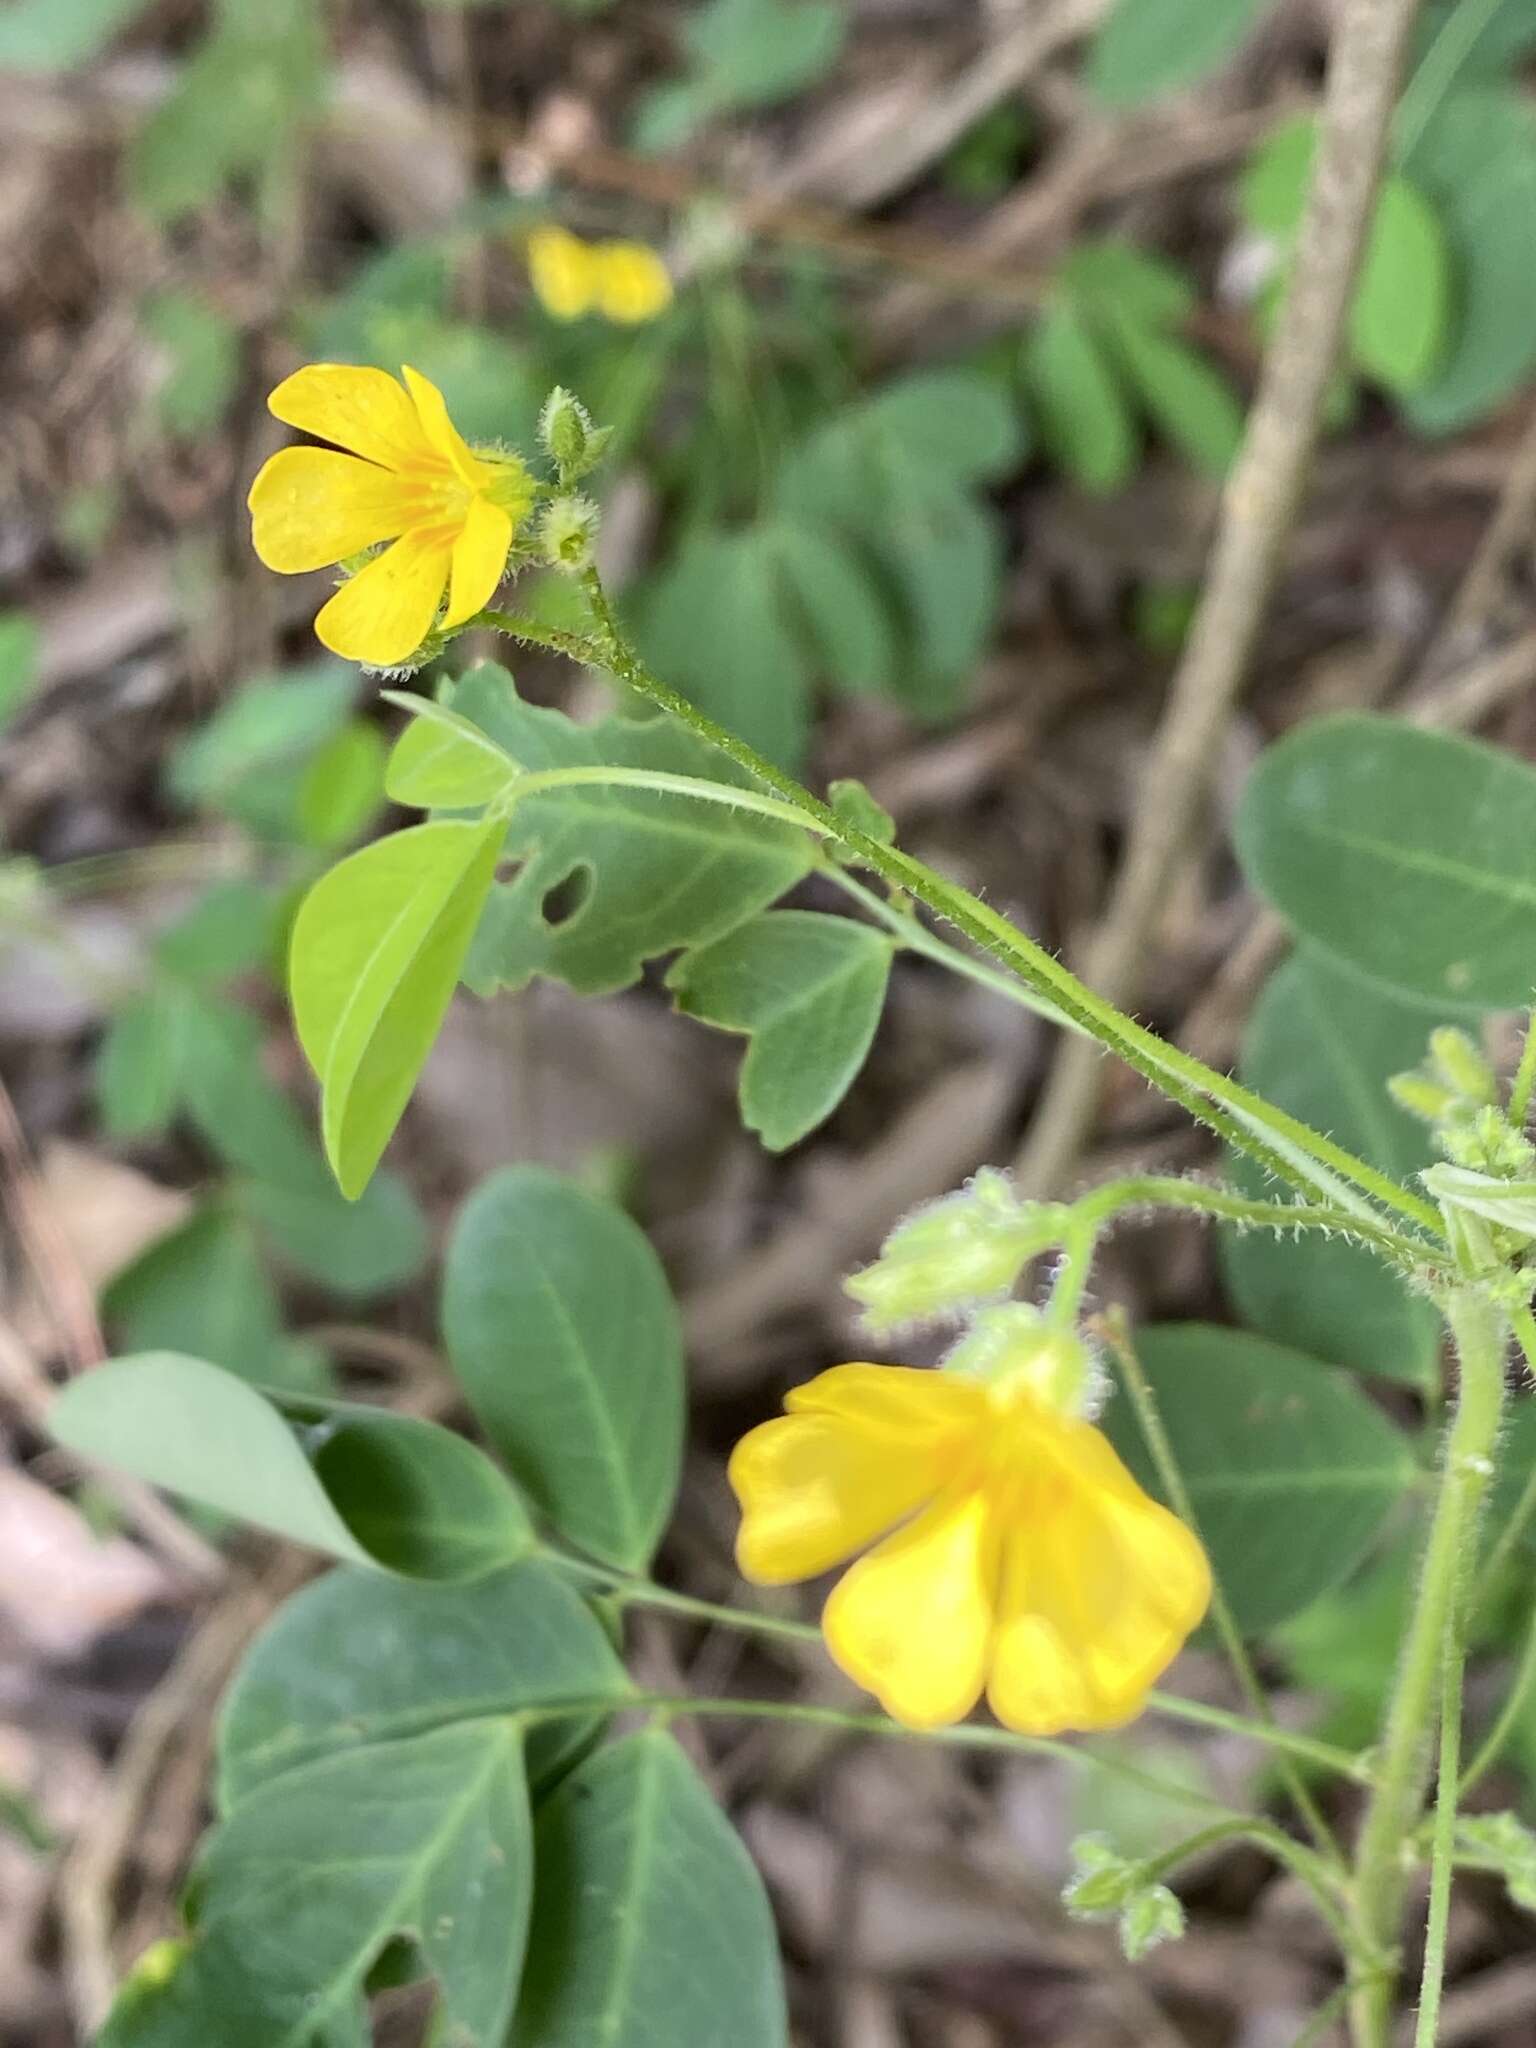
[
  {"left": 730, "top": 1410, "right": 951, "bottom": 1586},
  {"left": 442, "top": 495, "right": 514, "bottom": 629},
  {"left": 593, "top": 241, "right": 674, "bottom": 325},
  {"left": 247, "top": 447, "right": 427, "bottom": 573},
  {"left": 267, "top": 364, "right": 433, "bottom": 472},
  {"left": 527, "top": 226, "right": 598, "bottom": 322},
  {"left": 987, "top": 1422, "right": 1211, "bottom": 1736},
  {"left": 313, "top": 525, "right": 455, "bottom": 667},
  {"left": 822, "top": 1487, "right": 997, "bottom": 1728},
  {"left": 786, "top": 1362, "right": 990, "bottom": 1439},
  {"left": 400, "top": 366, "right": 489, "bottom": 488}
]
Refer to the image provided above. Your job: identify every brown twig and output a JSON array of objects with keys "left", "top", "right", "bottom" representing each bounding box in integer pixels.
[
  {"left": 1013, "top": 0, "right": 1426, "bottom": 1195},
  {"left": 1417, "top": 401, "right": 1536, "bottom": 673}
]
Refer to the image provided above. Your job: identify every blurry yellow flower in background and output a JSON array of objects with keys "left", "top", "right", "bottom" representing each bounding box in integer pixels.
[
  {"left": 526, "top": 225, "right": 674, "bottom": 325},
  {"left": 247, "top": 363, "right": 533, "bottom": 667},
  {"left": 730, "top": 1361, "right": 1210, "bottom": 1735}
]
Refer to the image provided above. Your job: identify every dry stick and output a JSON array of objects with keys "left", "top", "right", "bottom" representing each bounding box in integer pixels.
[
  {"left": 1415, "top": 401, "right": 1536, "bottom": 674},
  {"left": 1014, "top": 0, "right": 1426, "bottom": 1197}
]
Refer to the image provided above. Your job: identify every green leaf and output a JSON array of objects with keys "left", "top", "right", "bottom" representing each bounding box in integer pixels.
[
  {"left": 1349, "top": 174, "right": 1452, "bottom": 393},
  {"left": 442, "top": 1166, "right": 684, "bottom": 1568},
  {"left": 0, "top": 0, "right": 144, "bottom": 71},
  {"left": 96, "top": 984, "right": 195, "bottom": 1140},
  {"left": 1059, "top": 239, "right": 1196, "bottom": 326},
  {"left": 175, "top": 994, "right": 334, "bottom": 1190},
  {"left": 153, "top": 879, "right": 278, "bottom": 982},
  {"left": 669, "top": 911, "right": 892, "bottom": 1148},
  {"left": 51, "top": 1353, "right": 534, "bottom": 1578},
  {"left": 1402, "top": 0, "right": 1536, "bottom": 149},
  {"left": 765, "top": 520, "right": 897, "bottom": 696},
  {"left": 294, "top": 719, "right": 387, "bottom": 849},
  {"left": 217, "top": 1559, "right": 629, "bottom": 1808},
  {"left": 1022, "top": 303, "right": 1139, "bottom": 494},
  {"left": 141, "top": 290, "right": 241, "bottom": 440},
  {"left": 1100, "top": 1324, "right": 1416, "bottom": 1632},
  {"left": 1101, "top": 314, "right": 1245, "bottom": 477},
  {"left": 1240, "top": 113, "right": 1316, "bottom": 234},
  {"left": 104, "top": 1209, "right": 288, "bottom": 1384},
  {"left": 1219, "top": 954, "right": 1440, "bottom": 1385},
  {"left": 454, "top": 666, "right": 813, "bottom": 998},
  {"left": 514, "top": 1730, "right": 787, "bottom": 2048},
  {"left": 0, "top": 611, "right": 40, "bottom": 733},
  {"left": 640, "top": 0, "right": 845, "bottom": 140},
  {"left": 239, "top": 1170, "right": 429, "bottom": 1300},
  {"left": 1401, "top": 90, "right": 1536, "bottom": 432},
  {"left": 99, "top": 1721, "right": 532, "bottom": 2048},
  {"left": 382, "top": 692, "right": 523, "bottom": 810},
  {"left": 291, "top": 816, "right": 505, "bottom": 1196},
  {"left": 1234, "top": 712, "right": 1536, "bottom": 1011},
  {"left": 1088, "top": 0, "right": 1270, "bottom": 107},
  {"left": 166, "top": 662, "right": 356, "bottom": 834}
]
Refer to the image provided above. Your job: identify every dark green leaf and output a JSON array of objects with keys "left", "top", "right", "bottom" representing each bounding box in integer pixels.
[
  {"left": 153, "top": 879, "right": 278, "bottom": 982},
  {"left": 240, "top": 1170, "right": 429, "bottom": 1300},
  {"left": 442, "top": 1166, "right": 684, "bottom": 1568},
  {"left": 166, "top": 663, "right": 355, "bottom": 833},
  {"left": 766, "top": 521, "right": 897, "bottom": 696},
  {"left": 669, "top": 910, "right": 892, "bottom": 1148},
  {"left": 1022, "top": 304, "right": 1139, "bottom": 494},
  {"left": 1101, "top": 1324, "right": 1416, "bottom": 1631},
  {"left": 97, "top": 984, "right": 195, "bottom": 1140},
  {"left": 1101, "top": 315, "right": 1245, "bottom": 477},
  {"left": 1234, "top": 712, "right": 1536, "bottom": 1010},
  {"left": 104, "top": 1210, "right": 287, "bottom": 1384},
  {"left": 1088, "top": 0, "right": 1271, "bottom": 107},
  {"left": 516, "top": 1729, "right": 787, "bottom": 2048}
]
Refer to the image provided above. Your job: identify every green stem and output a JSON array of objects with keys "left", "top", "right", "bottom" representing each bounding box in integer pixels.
[
  {"left": 1140, "top": 1820, "right": 1352, "bottom": 1953},
  {"left": 550, "top": 572, "right": 1440, "bottom": 1235},
  {"left": 1459, "top": 1596, "right": 1536, "bottom": 1797},
  {"left": 1509, "top": 1008, "right": 1536, "bottom": 1130},
  {"left": 1348, "top": 1292, "right": 1508, "bottom": 2048},
  {"left": 1070, "top": 1175, "right": 1430, "bottom": 1275},
  {"left": 1413, "top": 1625, "right": 1466, "bottom": 2048},
  {"left": 1471, "top": 1301, "right": 1536, "bottom": 1610},
  {"left": 508, "top": 763, "right": 827, "bottom": 838},
  {"left": 1102, "top": 1310, "right": 1343, "bottom": 1868},
  {"left": 1291, "top": 1983, "right": 1365, "bottom": 2048}
]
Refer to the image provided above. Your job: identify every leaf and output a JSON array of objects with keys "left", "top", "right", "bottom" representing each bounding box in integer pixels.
[
  {"left": 239, "top": 1170, "right": 429, "bottom": 1300},
  {"left": 1021, "top": 303, "right": 1139, "bottom": 494},
  {"left": 382, "top": 691, "right": 523, "bottom": 809},
  {"left": 1349, "top": 174, "right": 1452, "bottom": 393},
  {"left": 1100, "top": 1324, "right": 1416, "bottom": 1632},
  {"left": 153, "top": 879, "right": 279, "bottom": 982},
  {"left": 166, "top": 661, "right": 356, "bottom": 834},
  {"left": 217, "top": 1559, "right": 629, "bottom": 1808},
  {"left": 442, "top": 1166, "right": 684, "bottom": 1569},
  {"left": 50, "top": 1352, "right": 534, "bottom": 1579},
  {"left": 1233, "top": 712, "right": 1536, "bottom": 1011},
  {"left": 454, "top": 666, "right": 813, "bottom": 998},
  {"left": 1087, "top": 0, "right": 1271, "bottom": 107},
  {"left": 1401, "top": 0, "right": 1536, "bottom": 152},
  {"left": 669, "top": 910, "right": 893, "bottom": 1148},
  {"left": 1101, "top": 315, "right": 1245, "bottom": 477},
  {"left": 96, "top": 983, "right": 195, "bottom": 1140},
  {"left": 1401, "top": 90, "right": 1536, "bottom": 432},
  {"left": 1059, "top": 239, "right": 1196, "bottom": 326},
  {"left": 141, "top": 290, "right": 241, "bottom": 440},
  {"left": 291, "top": 816, "right": 505, "bottom": 1196},
  {"left": 1240, "top": 113, "right": 1317, "bottom": 234},
  {"left": 0, "top": 0, "right": 144, "bottom": 71},
  {"left": 640, "top": 0, "right": 845, "bottom": 140},
  {"left": 104, "top": 1209, "right": 288, "bottom": 1384},
  {"left": 1219, "top": 954, "right": 1440, "bottom": 1385},
  {"left": 294, "top": 719, "right": 387, "bottom": 849},
  {"left": 514, "top": 1730, "right": 787, "bottom": 2048},
  {"left": 764, "top": 520, "right": 897, "bottom": 696},
  {"left": 99, "top": 1721, "right": 532, "bottom": 2048},
  {"left": 0, "top": 611, "right": 40, "bottom": 733}
]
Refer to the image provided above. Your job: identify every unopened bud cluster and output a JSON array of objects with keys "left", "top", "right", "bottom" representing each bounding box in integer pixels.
[
  {"left": 1393, "top": 1026, "right": 1536, "bottom": 1276},
  {"left": 1064, "top": 1836, "right": 1185, "bottom": 1961},
  {"left": 844, "top": 1170, "right": 1066, "bottom": 1333}
]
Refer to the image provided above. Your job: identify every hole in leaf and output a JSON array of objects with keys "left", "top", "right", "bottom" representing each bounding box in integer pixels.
[{"left": 540, "top": 865, "right": 593, "bottom": 930}]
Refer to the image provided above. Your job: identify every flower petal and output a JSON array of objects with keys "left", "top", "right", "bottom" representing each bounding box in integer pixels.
[
  {"left": 822, "top": 1487, "right": 998, "bottom": 1728},
  {"left": 786, "top": 1363, "right": 990, "bottom": 1439},
  {"left": 400, "top": 366, "right": 488, "bottom": 488},
  {"left": 988, "top": 1423, "right": 1211, "bottom": 1736},
  {"left": 267, "top": 365, "right": 433, "bottom": 472},
  {"left": 248, "top": 447, "right": 427, "bottom": 573},
  {"left": 731, "top": 1409, "right": 951, "bottom": 1586},
  {"left": 527, "top": 226, "right": 598, "bottom": 322},
  {"left": 442, "top": 495, "right": 514, "bottom": 629},
  {"left": 593, "top": 242, "right": 674, "bottom": 325},
  {"left": 313, "top": 525, "right": 455, "bottom": 667}
]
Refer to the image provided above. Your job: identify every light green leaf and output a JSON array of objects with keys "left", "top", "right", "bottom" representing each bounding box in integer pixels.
[
  {"left": 1101, "top": 314, "right": 1245, "bottom": 477},
  {"left": 51, "top": 1352, "right": 534, "bottom": 1579},
  {"left": 1349, "top": 174, "right": 1452, "bottom": 393},
  {"left": 99, "top": 1721, "right": 532, "bottom": 2048},
  {"left": 291, "top": 816, "right": 505, "bottom": 1196},
  {"left": 1100, "top": 1324, "right": 1416, "bottom": 1631},
  {"left": 217, "top": 1560, "right": 629, "bottom": 1808},
  {"left": 104, "top": 1209, "right": 288, "bottom": 1385},
  {"left": 1233, "top": 712, "right": 1536, "bottom": 1011},
  {"left": 639, "top": 0, "right": 845, "bottom": 141},
  {"left": 295, "top": 719, "right": 387, "bottom": 849},
  {"left": 514, "top": 1730, "right": 787, "bottom": 2048},
  {"left": 0, "top": 0, "right": 144, "bottom": 71},
  {"left": 1022, "top": 303, "right": 1139, "bottom": 494},
  {"left": 442, "top": 1166, "right": 684, "bottom": 1569},
  {"left": 0, "top": 612, "right": 41, "bottom": 733},
  {"left": 1220, "top": 955, "right": 1440, "bottom": 1385},
  {"left": 1088, "top": 0, "right": 1271, "bottom": 107},
  {"left": 1240, "top": 113, "right": 1316, "bottom": 233},
  {"left": 669, "top": 910, "right": 892, "bottom": 1148},
  {"left": 1060, "top": 239, "right": 1195, "bottom": 326},
  {"left": 454, "top": 666, "right": 813, "bottom": 998},
  {"left": 166, "top": 661, "right": 355, "bottom": 833},
  {"left": 382, "top": 691, "right": 523, "bottom": 809}
]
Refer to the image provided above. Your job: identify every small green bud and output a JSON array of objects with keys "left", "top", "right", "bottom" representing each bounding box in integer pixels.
[
  {"left": 943, "top": 1303, "right": 1102, "bottom": 1418},
  {"left": 1387, "top": 1071, "right": 1459, "bottom": 1125},
  {"left": 1441, "top": 1105, "right": 1535, "bottom": 1177},
  {"left": 1063, "top": 1836, "right": 1135, "bottom": 1915},
  {"left": 538, "top": 386, "right": 611, "bottom": 483},
  {"left": 1120, "top": 1883, "right": 1185, "bottom": 1961},
  {"left": 538, "top": 494, "right": 601, "bottom": 573},
  {"left": 1429, "top": 1027, "right": 1496, "bottom": 1106},
  {"left": 844, "top": 1170, "right": 1065, "bottom": 1334}
]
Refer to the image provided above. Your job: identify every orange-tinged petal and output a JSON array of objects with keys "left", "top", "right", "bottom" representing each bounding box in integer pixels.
[
  {"left": 400, "top": 366, "right": 488, "bottom": 489},
  {"left": 442, "top": 494, "right": 514, "bottom": 630},
  {"left": 731, "top": 1410, "right": 951, "bottom": 1586},
  {"left": 593, "top": 241, "right": 673, "bottom": 325},
  {"left": 247, "top": 447, "right": 425, "bottom": 573},
  {"left": 822, "top": 1487, "right": 997, "bottom": 1728},
  {"left": 987, "top": 1422, "right": 1210, "bottom": 1736},
  {"left": 785, "top": 1363, "right": 990, "bottom": 1440},
  {"left": 267, "top": 364, "right": 434, "bottom": 472},
  {"left": 313, "top": 525, "right": 455, "bottom": 667},
  {"left": 527, "top": 226, "right": 598, "bottom": 322}
]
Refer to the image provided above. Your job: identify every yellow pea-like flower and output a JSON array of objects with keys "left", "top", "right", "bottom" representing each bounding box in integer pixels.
[
  {"left": 527, "top": 226, "right": 602, "bottom": 323},
  {"left": 729, "top": 1361, "right": 1210, "bottom": 1735},
  {"left": 526, "top": 226, "right": 674, "bottom": 326},
  {"left": 591, "top": 240, "right": 674, "bottom": 325},
  {"left": 246, "top": 363, "right": 533, "bottom": 668}
]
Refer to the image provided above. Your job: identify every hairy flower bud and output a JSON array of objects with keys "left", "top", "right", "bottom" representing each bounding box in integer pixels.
[{"left": 844, "top": 1170, "right": 1066, "bottom": 1333}]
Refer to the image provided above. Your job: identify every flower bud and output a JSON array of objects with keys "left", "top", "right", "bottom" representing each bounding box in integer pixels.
[
  {"left": 844, "top": 1170, "right": 1064, "bottom": 1333},
  {"left": 943, "top": 1303, "right": 1102, "bottom": 1417},
  {"left": 538, "top": 386, "right": 611, "bottom": 483},
  {"left": 1387, "top": 1071, "right": 1459, "bottom": 1125},
  {"left": 538, "top": 494, "right": 601, "bottom": 573},
  {"left": 1429, "top": 1027, "right": 1496, "bottom": 1106}
]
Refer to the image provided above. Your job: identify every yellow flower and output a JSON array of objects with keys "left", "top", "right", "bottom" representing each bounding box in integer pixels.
[
  {"left": 729, "top": 1363, "right": 1210, "bottom": 1735},
  {"left": 526, "top": 226, "right": 674, "bottom": 326},
  {"left": 247, "top": 363, "right": 533, "bottom": 668}
]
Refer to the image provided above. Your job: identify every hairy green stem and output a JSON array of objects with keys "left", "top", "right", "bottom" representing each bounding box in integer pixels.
[
  {"left": 1471, "top": 1301, "right": 1536, "bottom": 1610},
  {"left": 1347, "top": 1292, "right": 1507, "bottom": 2048},
  {"left": 1413, "top": 1627, "right": 1465, "bottom": 2048},
  {"left": 1459, "top": 1597, "right": 1536, "bottom": 1797},
  {"left": 1140, "top": 1820, "right": 1352, "bottom": 1953},
  {"left": 1071, "top": 1175, "right": 1430, "bottom": 1274}
]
